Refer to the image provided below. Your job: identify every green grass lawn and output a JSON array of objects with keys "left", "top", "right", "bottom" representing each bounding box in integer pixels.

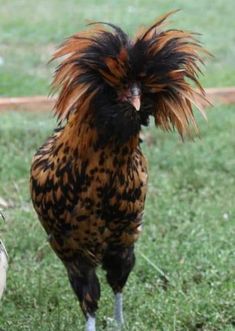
[
  {"left": 0, "top": 107, "right": 234, "bottom": 331},
  {"left": 0, "top": 0, "right": 235, "bottom": 330}
]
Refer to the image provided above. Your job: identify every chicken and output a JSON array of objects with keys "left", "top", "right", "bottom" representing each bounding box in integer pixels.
[
  {"left": 0, "top": 240, "right": 8, "bottom": 300},
  {"left": 30, "top": 11, "right": 208, "bottom": 331}
]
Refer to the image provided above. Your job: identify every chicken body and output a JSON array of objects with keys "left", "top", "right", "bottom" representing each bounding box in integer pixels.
[{"left": 31, "top": 120, "right": 147, "bottom": 324}]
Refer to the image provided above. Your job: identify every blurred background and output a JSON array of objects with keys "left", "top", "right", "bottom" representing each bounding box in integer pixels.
[
  {"left": 1, "top": 0, "right": 235, "bottom": 96},
  {"left": 0, "top": 1, "right": 235, "bottom": 331}
]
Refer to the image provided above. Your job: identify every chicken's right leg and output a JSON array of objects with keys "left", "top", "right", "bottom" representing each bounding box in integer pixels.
[{"left": 66, "top": 257, "right": 100, "bottom": 331}]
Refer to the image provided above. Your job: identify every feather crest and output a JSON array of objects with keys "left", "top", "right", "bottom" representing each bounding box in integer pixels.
[
  {"left": 135, "top": 12, "right": 210, "bottom": 136},
  {"left": 51, "top": 11, "right": 210, "bottom": 137},
  {"left": 51, "top": 23, "right": 130, "bottom": 122}
]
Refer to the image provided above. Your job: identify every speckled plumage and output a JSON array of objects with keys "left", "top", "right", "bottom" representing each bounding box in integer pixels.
[
  {"left": 31, "top": 126, "right": 147, "bottom": 264},
  {"left": 30, "top": 11, "right": 208, "bottom": 328},
  {"left": 31, "top": 117, "right": 147, "bottom": 317}
]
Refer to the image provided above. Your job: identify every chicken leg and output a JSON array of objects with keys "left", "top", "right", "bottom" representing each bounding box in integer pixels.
[{"left": 103, "top": 246, "right": 135, "bottom": 326}]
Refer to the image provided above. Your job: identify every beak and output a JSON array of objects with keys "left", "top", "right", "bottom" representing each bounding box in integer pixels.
[
  {"left": 130, "top": 95, "right": 141, "bottom": 111},
  {"left": 130, "top": 84, "right": 141, "bottom": 111}
]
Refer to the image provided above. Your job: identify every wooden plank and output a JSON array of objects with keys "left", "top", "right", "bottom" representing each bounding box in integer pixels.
[
  {"left": 0, "top": 87, "right": 235, "bottom": 112},
  {"left": 205, "top": 87, "right": 235, "bottom": 105},
  {"left": 0, "top": 96, "right": 56, "bottom": 112}
]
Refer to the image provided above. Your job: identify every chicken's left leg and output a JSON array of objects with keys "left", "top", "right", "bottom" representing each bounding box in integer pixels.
[
  {"left": 66, "top": 257, "right": 100, "bottom": 331},
  {"left": 102, "top": 246, "right": 135, "bottom": 326}
]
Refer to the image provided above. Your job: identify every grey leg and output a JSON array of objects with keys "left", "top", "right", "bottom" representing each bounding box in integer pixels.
[
  {"left": 102, "top": 246, "right": 135, "bottom": 327},
  {"left": 114, "top": 292, "right": 124, "bottom": 325},
  {"left": 86, "top": 314, "right": 96, "bottom": 331}
]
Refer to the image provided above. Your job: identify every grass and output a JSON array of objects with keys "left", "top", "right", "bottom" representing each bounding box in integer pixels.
[
  {"left": 0, "top": 0, "right": 235, "bottom": 330},
  {"left": 0, "top": 107, "right": 235, "bottom": 331}
]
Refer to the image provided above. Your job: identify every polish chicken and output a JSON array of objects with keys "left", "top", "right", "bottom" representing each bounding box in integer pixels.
[{"left": 30, "top": 11, "right": 208, "bottom": 331}]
